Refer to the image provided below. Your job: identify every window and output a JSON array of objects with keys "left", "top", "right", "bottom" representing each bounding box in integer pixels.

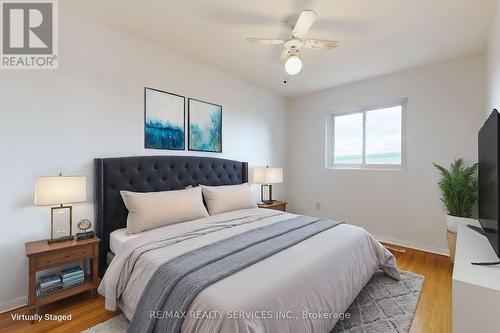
[{"left": 326, "top": 101, "right": 406, "bottom": 169}]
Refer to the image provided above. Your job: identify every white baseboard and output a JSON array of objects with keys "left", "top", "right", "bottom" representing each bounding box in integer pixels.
[
  {"left": 0, "top": 296, "right": 28, "bottom": 314},
  {"left": 374, "top": 234, "right": 450, "bottom": 256}
]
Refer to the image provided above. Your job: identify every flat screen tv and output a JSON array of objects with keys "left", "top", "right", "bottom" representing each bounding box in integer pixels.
[{"left": 478, "top": 109, "right": 500, "bottom": 257}]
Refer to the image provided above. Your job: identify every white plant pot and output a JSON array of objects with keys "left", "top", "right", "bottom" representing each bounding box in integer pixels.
[{"left": 446, "top": 215, "right": 478, "bottom": 233}]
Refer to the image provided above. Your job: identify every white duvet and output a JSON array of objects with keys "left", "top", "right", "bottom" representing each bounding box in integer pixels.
[{"left": 99, "top": 208, "right": 399, "bottom": 333}]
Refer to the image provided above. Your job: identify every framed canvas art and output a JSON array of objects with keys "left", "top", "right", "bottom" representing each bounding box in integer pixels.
[
  {"left": 188, "top": 98, "right": 222, "bottom": 152},
  {"left": 144, "top": 87, "right": 185, "bottom": 150}
]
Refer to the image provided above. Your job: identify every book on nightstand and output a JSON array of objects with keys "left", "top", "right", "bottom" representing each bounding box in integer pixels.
[
  {"left": 37, "top": 274, "right": 63, "bottom": 296},
  {"left": 76, "top": 230, "right": 95, "bottom": 241},
  {"left": 61, "top": 266, "right": 84, "bottom": 287}
]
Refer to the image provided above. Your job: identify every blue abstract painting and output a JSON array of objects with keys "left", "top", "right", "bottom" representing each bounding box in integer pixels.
[
  {"left": 188, "top": 98, "right": 222, "bottom": 152},
  {"left": 145, "top": 88, "right": 185, "bottom": 150}
]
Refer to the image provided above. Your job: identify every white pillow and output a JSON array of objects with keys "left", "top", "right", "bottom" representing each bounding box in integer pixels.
[
  {"left": 201, "top": 183, "right": 257, "bottom": 215},
  {"left": 121, "top": 187, "right": 209, "bottom": 234}
]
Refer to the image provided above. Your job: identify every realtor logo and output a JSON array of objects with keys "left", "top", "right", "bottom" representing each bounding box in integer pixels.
[{"left": 1, "top": 0, "right": 58, "bottom": 69}]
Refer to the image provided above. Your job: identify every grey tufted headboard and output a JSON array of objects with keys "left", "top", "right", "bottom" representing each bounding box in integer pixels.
[{"left": 94, "top": 155, "right": 248, "bottom": 276}]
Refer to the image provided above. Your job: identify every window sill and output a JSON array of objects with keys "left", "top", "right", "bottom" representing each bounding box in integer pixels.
[{"left": 326, "top": 166, "right": 406, "bottom": 171}]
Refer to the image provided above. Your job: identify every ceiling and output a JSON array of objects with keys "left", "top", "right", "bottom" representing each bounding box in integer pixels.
[{"left": 64, "top": 0, "right": 497, "bottom": 97}]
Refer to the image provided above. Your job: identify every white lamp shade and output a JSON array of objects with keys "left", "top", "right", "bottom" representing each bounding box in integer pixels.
[
  {"left": 34, "top": 176, "right": 86, "bottom": 206},
  {"left": 253, "top": 167, "right": 283, "bottom": 184}
]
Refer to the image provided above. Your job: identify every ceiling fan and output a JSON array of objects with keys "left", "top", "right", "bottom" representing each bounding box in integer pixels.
[{"left": 246, "top": 9, "right": 339, "bottom": 76}]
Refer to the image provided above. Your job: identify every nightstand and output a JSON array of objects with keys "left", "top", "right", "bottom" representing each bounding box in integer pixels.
[
  {"left": 257, "top": 200, "right": 287, "bottom": 212},
  {"left": 25, "top": 237, "right": 100, "bottom": 322}
]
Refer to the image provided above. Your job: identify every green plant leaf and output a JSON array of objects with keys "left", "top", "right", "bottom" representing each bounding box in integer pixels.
[{"left": 433, "top": 159, "right": 478, "bottom": 218}]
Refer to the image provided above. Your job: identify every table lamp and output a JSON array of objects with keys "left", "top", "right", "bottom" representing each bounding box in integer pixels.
[
  {"left": 253, "top": 167, "right": 283, "bottom": 204},
  {"left": 34, "top": 174, "right": 86, "bottom": 244}
]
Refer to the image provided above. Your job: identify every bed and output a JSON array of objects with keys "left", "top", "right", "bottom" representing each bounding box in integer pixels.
[{"left": 95, "top": 156, "right": 399, "bottom": 333}]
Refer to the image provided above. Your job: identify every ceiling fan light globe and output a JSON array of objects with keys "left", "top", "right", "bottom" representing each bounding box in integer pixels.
[{"left": 285, "top": 55, "right": 302, "bottom": 75}]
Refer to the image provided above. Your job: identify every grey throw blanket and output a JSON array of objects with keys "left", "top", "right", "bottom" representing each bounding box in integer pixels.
[{"left": 128, "top": 215, "right": 343, "bottom": 333}]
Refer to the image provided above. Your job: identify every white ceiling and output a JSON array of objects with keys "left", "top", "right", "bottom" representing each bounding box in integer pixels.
[{"left": 64, "top": 0, "right": 497, "bottom": 97}]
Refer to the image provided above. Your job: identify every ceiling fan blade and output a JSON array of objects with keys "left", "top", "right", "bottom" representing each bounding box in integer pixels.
[
  {"left": 292, "top": 10, "right": 318, "bottom": 39},
  {"left": 246, "top": 38, "right": 285, "bottom": 45},
  {"left": 304, "top": 39, "right": 339, "bottom": 49}
]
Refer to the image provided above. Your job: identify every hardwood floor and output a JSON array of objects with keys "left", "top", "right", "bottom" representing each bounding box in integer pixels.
[
  {"left": 385, "top": 244, "right": 453, "bottom": 333},
  {"left": 0, "top": 294, "right": 119, "bottom": 333},
  {"left": 0, "top": 244, "right": 453, "bottom": 333}
]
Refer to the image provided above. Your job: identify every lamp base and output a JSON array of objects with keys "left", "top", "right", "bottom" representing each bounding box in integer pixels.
[
  {"left": 48, "top": 236, "right": 74, "bottom": 244},
  {"left": 260, "top": 184, "right": 274, "bottom": 204},
  {"left": 50, "top": 205, "right": 73, "bottom": 245},
  {"left": 260, "top": 200, "right": 276, "bottom": 205}
]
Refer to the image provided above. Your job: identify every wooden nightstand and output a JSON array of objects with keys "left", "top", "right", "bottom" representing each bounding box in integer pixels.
[
  {"left": 257, "top": 200, "right": 287, "bottom": 212},
  {"left": 25, "top": 237, "right": 100, "bottom": 321}
]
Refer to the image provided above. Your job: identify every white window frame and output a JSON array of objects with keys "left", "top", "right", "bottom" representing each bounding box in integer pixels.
[{"left": 325, "top": 99, "right": 407, "bottom": 170}]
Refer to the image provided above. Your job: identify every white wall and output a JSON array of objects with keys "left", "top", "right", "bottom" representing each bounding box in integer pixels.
[
  {"left": 287, "top": 55, "right": 485, "bottom": 254},
  {"left": 0, "top": 7, "right": 287, "bottom": 311},
  {"left": 488, "top": 0, "right": 500, "bottom": 113}
]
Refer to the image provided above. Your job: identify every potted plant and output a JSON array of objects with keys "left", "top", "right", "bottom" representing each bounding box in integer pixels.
[{"left": 433, "top": 159, "right": 478, "bottom": 262}]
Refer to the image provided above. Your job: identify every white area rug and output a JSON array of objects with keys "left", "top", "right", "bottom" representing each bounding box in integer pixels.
[
  {"left": 82, "top": 314, "right": 128, "bottom": 333},
  {"left": 83, "top": 271, "right": 423, "bottom": 333}
]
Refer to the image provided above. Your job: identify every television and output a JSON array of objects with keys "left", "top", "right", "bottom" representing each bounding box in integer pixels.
[{"left": 478, "top": 109, "right": 500, "bottom": 258}]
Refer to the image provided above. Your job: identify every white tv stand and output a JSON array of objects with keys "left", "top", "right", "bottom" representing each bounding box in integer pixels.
[{"left": 452, "top": 223, "right": 500, "bottom": 333}]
